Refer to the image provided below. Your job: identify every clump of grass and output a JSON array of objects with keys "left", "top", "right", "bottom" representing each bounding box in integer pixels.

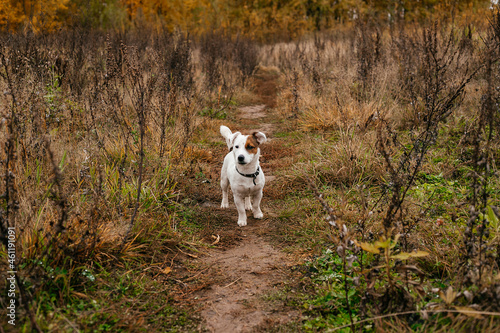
[
  {"left": 299, "top": 99, "right": 382, "bottom": 131},
  {"left": 298, "top": 128, "right": 384, "bottom": 188}
]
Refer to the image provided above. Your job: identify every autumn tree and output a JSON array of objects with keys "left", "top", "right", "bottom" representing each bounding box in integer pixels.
[
  {"left": 0, "top": 0, "right": 70, "bottom": 32},
  {"left": 0, "top": 0, "right": 493, "bottom": 37}
]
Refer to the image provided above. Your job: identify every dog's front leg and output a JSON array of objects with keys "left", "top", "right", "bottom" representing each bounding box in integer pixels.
[
  {"left": 233, "top": 195, "right": 247, "bottom": 226},
  {"left": 251, "top": 191, "right": 264, "bottom": 219}
]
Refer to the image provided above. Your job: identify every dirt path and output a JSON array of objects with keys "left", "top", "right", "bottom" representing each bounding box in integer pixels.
[
  {"left": 192, "top": 73, "right": 300, "bottom": 332},
  {"left": 196, "top": 221, "right": 298, "bottom": 332}
]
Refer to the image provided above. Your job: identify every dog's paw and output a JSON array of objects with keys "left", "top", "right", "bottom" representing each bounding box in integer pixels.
[
  {"left": 253, "top": 210, "right": 264, "bottom": 219},
  {"left": 221, "top": 201, "right": 229, "bottom": 209},
  {"left": 237, "top": 219, "right": 247, "bottom": 227}
]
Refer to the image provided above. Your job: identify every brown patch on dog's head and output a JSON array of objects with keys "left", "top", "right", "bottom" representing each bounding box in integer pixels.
[{"left": 245, "top": 135, "right": 259, "bottom": 154}]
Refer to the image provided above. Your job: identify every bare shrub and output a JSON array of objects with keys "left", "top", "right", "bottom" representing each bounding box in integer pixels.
[
  {"left": 461, "top": 11, "right": 500, "bottom": 290},
  {"left": 392, "top": 23, "right": 478, "bottom": 129},
  {"left": 355, "top": 20, "right": 383, "bottom": 100},
  {"left": 199, "top": 29, "right": 230, "bottom": 89},
  {"left": 233, "top": 35, "right": 260, "bottom": 85}
]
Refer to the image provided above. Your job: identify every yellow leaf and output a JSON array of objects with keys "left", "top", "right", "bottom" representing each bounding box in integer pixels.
[
  {"left": 359, "top": 242, "right": 380, "bottom": 254},
  {"left": 411, "top": 250, "right": 430, "bottom": 257},
  {"left": 162, "top": 267, "right": 172, "bottom": 275},
  {"left": 454, "top": 306, "right": 484, "bottom": 319},
  {"left": 391, "top": 250, "right": 429, "bottom": 260},
  {"left": 374, "top": 239, "right": 390, "bottom": 249},
  {"left": 390, "top": 233, "right": 401, "bottom": 248},
  {"left": 71, "top": 291, "right": 89, "bottom": 299},
  {"left": 391, "top": 252, "right": 411, "bottom": 260},
  {"left": 439, "top": 286, "right": 457, "bottom": 305}
]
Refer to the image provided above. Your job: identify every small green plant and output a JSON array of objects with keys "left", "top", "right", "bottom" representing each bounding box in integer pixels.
[
  {"left": 304, "top": 249, "right": 362, "bottom": 332},
  {"left": 199, "top": 106, "right": 227, "bottom": 119},
  {"left": 44, "top": 67, "right": 63, "bottom": 124},
  {"left": 357, "top": 233, "right": 429, "bottom": 288}
]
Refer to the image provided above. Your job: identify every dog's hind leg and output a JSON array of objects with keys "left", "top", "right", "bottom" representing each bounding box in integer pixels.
[
  {"left": 244, "top": 197, "right": 252, "bottom": 211},
  {"left": 251, "top": 191, "right": 264, "bottom": 219}
]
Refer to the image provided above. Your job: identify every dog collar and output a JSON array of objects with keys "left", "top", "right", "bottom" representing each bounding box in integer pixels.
[{"left": 235, "top": 166, "right": 260, "bottom": 185}]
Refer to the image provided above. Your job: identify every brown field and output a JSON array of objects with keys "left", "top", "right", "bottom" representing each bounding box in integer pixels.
[{"left": 1, "top": 15, "right": 500, "bottom": 332}]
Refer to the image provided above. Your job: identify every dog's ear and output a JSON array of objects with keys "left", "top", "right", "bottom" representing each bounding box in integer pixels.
[
  {"left": 253, "top": 132, "right": 267, "bottom": 145},
  {"left": 221, "top": 126, "right": 237, "bottom": 149},
  {"left": 220, "top": 125, "right": 232, "bottom": 139},
  {"left": 229, "top": 132, "right": 241, "bottom": 146}
]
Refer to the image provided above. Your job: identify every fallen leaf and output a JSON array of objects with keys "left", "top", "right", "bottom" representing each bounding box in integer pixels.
[
  {"left": 411, "top": 250, "right": 430, "bottom": 257},
  {"left": 391, "top": 252, "right": 411, "bottom": 260},
  {"left": 71, "top": 291, "right": 89, "bottom": 299},
  {"left": 454, "top": 306, "right": 484, "bottom": 319},
  {"left": 391, "top": 250, "right": 429, "bottom": 260},
  {"left": 439, "top": 286, "right": 457, "bottom": 305},
  {"left": 211, "top": 234, "right": 220, "bottom": 245}
]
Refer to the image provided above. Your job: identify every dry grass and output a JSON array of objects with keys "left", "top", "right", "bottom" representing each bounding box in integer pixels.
[
  {"left": 1, "top": 16, "right": 500, "bottom": 332},
  {"left": 258, "top": 18, "right": 500, "bottom": 331}
]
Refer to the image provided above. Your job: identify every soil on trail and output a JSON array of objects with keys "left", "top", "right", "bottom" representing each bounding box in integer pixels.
[
  {"left": 191, "top": 70, "right": 300, "bottom": 332},
  {"left": 196, "top": 221, "right": 299, "bottom": 332}
]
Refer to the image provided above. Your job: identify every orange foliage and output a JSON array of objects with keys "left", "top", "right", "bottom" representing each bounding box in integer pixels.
[
  {"left": 121, "top": 0, "right": 213, "bottom": 34},
  {"left": 0, "top": 0, "right": 493, "bottom": 37},
  {"left": 0, "top": 0, "right": 25, "bottom": 30},
  {"left": 0, "top": 0, "right": 70, "bottom": 32}
]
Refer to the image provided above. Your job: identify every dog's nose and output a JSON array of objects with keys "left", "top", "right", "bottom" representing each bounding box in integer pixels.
[{"left": 238, "top": 155, "right": 245, "bottom": 162}]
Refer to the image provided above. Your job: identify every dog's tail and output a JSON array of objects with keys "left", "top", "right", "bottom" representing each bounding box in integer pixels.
[{"left": 220, "top": 125, "right": 237, "bottom": 150}]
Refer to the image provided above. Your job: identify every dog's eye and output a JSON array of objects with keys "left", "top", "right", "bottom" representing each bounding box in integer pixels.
[
  {"left": 235, "top": 145, "right": 239, "bottom": 149},
  {"left": 247, "top": 146, "right": 255, "bottom": 149}
]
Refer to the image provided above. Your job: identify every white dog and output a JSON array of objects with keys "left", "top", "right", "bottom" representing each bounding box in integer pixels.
[{"left": 220, "top": 125, "right": 267, "bottom": 226}]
